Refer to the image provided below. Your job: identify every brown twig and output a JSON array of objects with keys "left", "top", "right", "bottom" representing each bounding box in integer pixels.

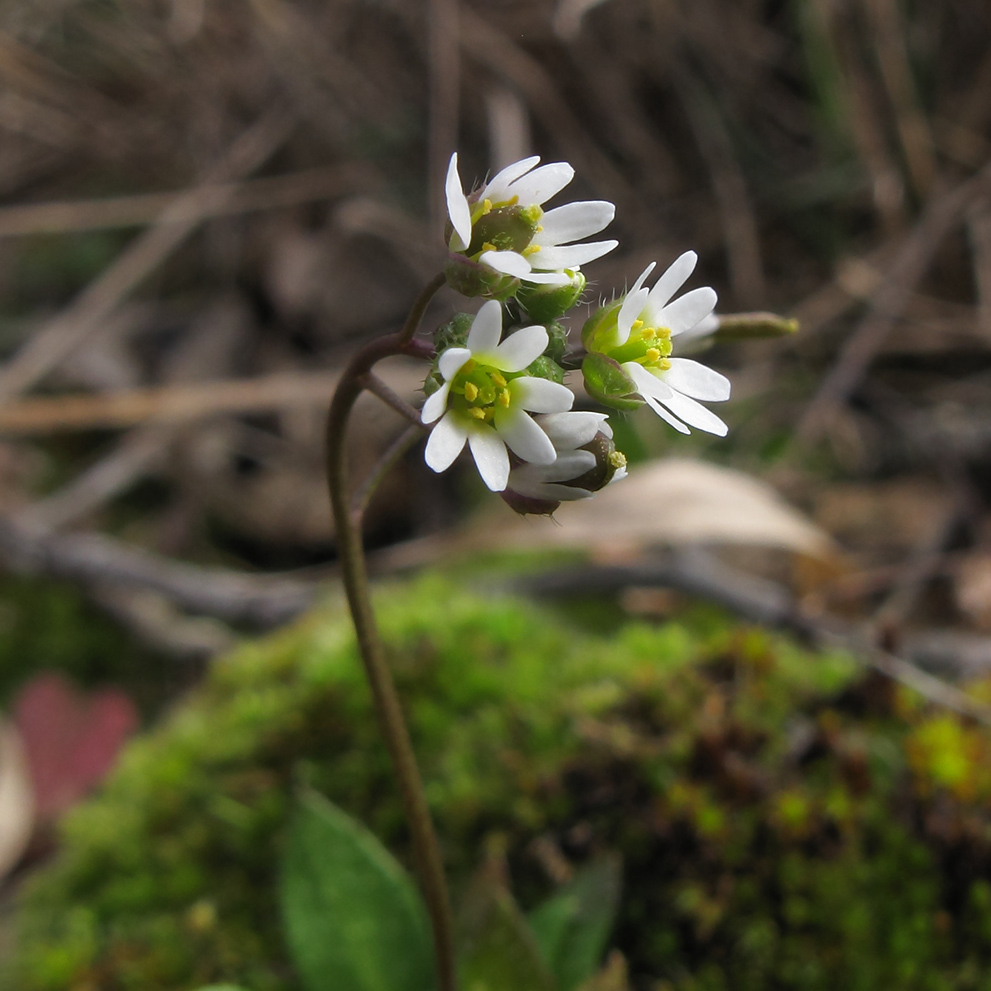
[
  {"left": 0, "top": 108, "right": 295, "bottom": 402},
  {"left": 794, "top": 160, "right": 991, "bottom": 446}
]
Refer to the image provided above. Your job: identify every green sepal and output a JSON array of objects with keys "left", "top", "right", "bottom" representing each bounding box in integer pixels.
[
  {"left": 524, "top": 355, "right": 566, "bottom": 385},
  {"left": 434, "top": 312, "right": 475, "bottom": 353},
  {"left": 517, "top": 271, "right": 586, "bottom": 323},
  {"left": 445, "top": 255, "right": 520, "bottom": 301},
  {"left": 580, "top": 301, "right": 622, "bottom": 354},
  {"left": 580, "top": 353, "right": 642, "bottom": 412},
  {"left": 544, "top": 321, "right": 569, "bottom": 364}
]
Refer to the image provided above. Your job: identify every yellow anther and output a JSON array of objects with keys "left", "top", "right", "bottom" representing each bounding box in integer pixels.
[
  {"left": 646, "top": 347, "right": 661, "bottom": 363},
  {"left": 468, "top": 407, "right": 487, "bottom": 419},
  {"left": 632, "top": 319, "right": 644, "bottom": 330},
  {"left": 481, "top": 242, "right": 498, "bottom": 254},
  {"left": 522, "top": 244, "right": 541, "bottom": 257},
  {"left": 610, "top": 451, "right": 628, "bottom": 469},
  {"left": 481, "top": 198, "right": 492, "bottom": 215},
  {"left": 463, "top": 382, "right": 479, "bottom": 402},
  {"left": 497, "top": 389, "right": 511, "bottom": 408},
  {"left": 491, "top": 371, "right": 507, "bottom": 387}
]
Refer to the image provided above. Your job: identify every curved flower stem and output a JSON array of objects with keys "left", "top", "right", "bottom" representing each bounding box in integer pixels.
[{"left": 325, "top": 273, "right": 456, "bottom": 991}]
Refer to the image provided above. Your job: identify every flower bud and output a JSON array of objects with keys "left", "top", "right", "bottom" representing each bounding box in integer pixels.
[
  {"left": 516, "top": 270, "right": 586, "bottom": 322},
  {"left": 580, "top": 352, "right": 643, "bottom": 411}
]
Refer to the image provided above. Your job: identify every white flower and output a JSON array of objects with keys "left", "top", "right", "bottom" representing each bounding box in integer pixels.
[
  {"left": 593, "top": 252, "right": 730, "bottom": 435},
  {"left": 445, "top": 153, "right": 617, "bottom": 286},
  {"left": 422, "top": 300, "right": 575, "bottom": 491},
  {"left": 507, "top": 411, "right": 622, "bottom": 502}
]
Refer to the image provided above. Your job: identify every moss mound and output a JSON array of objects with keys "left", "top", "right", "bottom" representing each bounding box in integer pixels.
[{"left": 9, "top": 575, "right": 991, "bottom": 990}]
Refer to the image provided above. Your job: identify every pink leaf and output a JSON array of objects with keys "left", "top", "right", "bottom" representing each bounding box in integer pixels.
[{"left": 13, "top": 673, "right": 138, "bottom": 821}]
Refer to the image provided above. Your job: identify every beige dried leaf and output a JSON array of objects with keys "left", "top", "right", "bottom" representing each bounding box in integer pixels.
[
  {"left": 498, "top": 458, "right": 835, "bottom": 558},
  {"left": 0, "top": 720, "right": 34, "bottom": 880}
]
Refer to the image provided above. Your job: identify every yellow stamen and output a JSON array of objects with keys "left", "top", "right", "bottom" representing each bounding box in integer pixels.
[
  {"left": 463, "top": 382, "right": 479, "bottom": 402},
  {"left": 632, "top": 319, "right": 644, "bottom": 330},
  {"left": 522, "top": 244, "right": 541, "bottom": 257},
  {"left": 491, "top": 371, "right": 507, "bottom": 388},
  {"left": 646, "top": 348, "right": 661, "bottom": 363},
  {"left": 610, "top": 451, "right": 627, "bottom": 470},
  {"left": 481, "top": 242, "right": 498, "bottom": 254},
  {"left": 497, "top": 389, "right": 511, "bottom": 408},
  {"left": 468, "top": 407, "right": 487, "bottom": 419},
  {"left": 481, "top": 198, "right": 492, "bottom": 214}
]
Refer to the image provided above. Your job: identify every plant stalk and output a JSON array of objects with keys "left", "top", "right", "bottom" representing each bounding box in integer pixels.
[{"left": 325, "top": 273, "right": 455, "bottom": 991}]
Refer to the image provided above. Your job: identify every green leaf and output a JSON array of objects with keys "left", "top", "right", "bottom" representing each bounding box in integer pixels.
[
  {"left": 528, "top": 856, "right": 622, "bottom": 991},
  {"left": 279, "top": 790, "right": 434, "bottom": 991},
  {"left": 458, "top": 866, "right": 557, "bottom": 991}
]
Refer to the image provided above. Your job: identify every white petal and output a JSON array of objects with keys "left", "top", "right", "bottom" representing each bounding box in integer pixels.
[
  {"left": 509, "top": 376, "right": 575, "bottom": 413},
  {"left": 616, "top": 263, "right": 656, "bottom": 344},
  {"left": 424, "top": 410, "right": 468, "bottom": 471},
  {"left": 521, "top": 270, "right": 572, "bottom": 286},
  {"left": 653, "top": 286, "right": 717, "bottom": 335},
  {"left": 531, "top": 240, "right": 618, "bottom": 271},
  {"left": 467, "top": 422, "right": 510, "bottom": 491},
  {"left": 642, "top": 390, "right": 691, "bottom": 434},
  {"left": 644, "top": 250, "right": 697, "bottom": 313},
  {"left": 538, "top": 450, "right": 596, "bottom": 480},
  {"left": 535, "top": 410, "right": 608, "bottom": 448},
  {"left": 421, "top": 380, "right": 451, "bottom": 424},
  {"left": 445, "top": 154, "right": 472, "bottom": 251},
  {"left": 465, "top": 301, "right": 503, "bottom": 353},
  {"left": 494, "top": 407, "right": 557, "bottom": 465},
  {"left": 437, "top": 346, "right": 472, "bottom": 381},
  {"left": 625, "top": 363, "right": 690, "bottom": 434},
  {"left": 505, "top": 162, "right": 574, "bottom": 205},
  {"left": 481, "top": 155, "right": 541, "bottom": 203},
  {"left": 533, "top": 201, "right": 615, "bottom": 246},
  {"left": 659, "top": 358, "right": 731, "bottom": 401},
  {"left": 490, "top": 325, "right": 548, "bottom": 372},
  {"left": 478, "top": 249, "right": 531, "bottom": 278},
  {"left": 649, "top": 377, "right": 728, "bottom": 436}
]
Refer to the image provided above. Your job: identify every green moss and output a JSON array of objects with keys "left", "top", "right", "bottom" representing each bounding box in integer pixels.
[{"left": 9, "top": 575, "right": 991, "bottom": 990}]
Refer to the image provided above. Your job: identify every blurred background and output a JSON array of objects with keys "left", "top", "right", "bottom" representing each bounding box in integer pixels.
[{"left": 1, "top": 0, "right": 991, "bottom": 983}]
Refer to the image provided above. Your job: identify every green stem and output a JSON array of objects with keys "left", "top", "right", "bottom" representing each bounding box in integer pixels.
[{"left": 325, "top": 273, "right": 456, "bottom": 991}]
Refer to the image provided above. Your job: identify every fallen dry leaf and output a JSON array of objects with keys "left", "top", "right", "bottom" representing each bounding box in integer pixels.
[
  {"left": 0, "top": 719, "right": 34, "bottom": 879},
  {"left": 491, "top": 459, "right": 835, "bottom": 559}
]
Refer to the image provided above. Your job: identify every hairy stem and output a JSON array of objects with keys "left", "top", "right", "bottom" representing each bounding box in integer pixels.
[{"left": 325, "top": 273, "right": 456, "bottom": 991}]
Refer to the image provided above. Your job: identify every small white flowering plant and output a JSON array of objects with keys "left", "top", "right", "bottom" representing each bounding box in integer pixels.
[{"left": 316, "top": 153, "right": 795, "bottom": 991}]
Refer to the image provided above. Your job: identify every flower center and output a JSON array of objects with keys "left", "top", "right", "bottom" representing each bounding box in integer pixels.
[
  {"left": 608, "top": 319, "right": 672, "bottom": 370},
  {"left": 449, "top": 359, "right": 514, "bottom": 421}
]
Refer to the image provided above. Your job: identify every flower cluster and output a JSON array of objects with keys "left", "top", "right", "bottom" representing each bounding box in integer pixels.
[{"left": 421, "top": 152, "right": 732, "bottom": 514}]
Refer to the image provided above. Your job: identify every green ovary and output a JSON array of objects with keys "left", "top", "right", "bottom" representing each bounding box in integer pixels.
[
  {"left": 608, "top": 319, "right": 673, "bottom": 370},
  {"left": 448, "top": 359, "right": 514, "bottom": 423}
]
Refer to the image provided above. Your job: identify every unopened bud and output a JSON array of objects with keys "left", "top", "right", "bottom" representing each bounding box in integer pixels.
[{"left": 516, "top": 270, "right": 586, "bottom": 322}]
